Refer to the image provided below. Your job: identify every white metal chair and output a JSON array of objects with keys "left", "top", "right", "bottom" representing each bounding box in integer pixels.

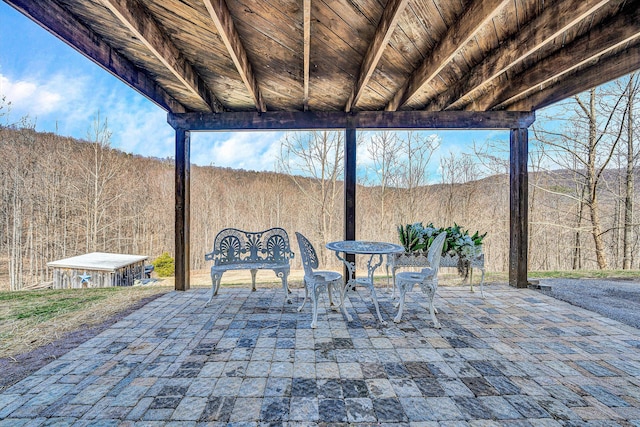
[
  {"left": 394, "top": 231, "right": 447, "bottom": 327},
  {"left": 295, "top": 232, "right": 342, "bottom": 328}
]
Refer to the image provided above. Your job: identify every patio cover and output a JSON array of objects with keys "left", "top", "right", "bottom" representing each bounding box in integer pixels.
[{"left": 5, "top": 0, "right": 640, "bottom": 290}]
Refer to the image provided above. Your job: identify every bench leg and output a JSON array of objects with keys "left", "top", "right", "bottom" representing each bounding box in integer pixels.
[
  {"left": 207, "top": 271, "right": 223, "bottom": 306},
  {"left": 275, "top": 268, "right": 292, "bottom": 304},
  {"left": 250, "top": 269, "right": 257, "bottom": 291}
]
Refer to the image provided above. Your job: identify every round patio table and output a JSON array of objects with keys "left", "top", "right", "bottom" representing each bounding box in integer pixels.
[{"left": 326, "top": 240, "right": 404, "bottom": 324}]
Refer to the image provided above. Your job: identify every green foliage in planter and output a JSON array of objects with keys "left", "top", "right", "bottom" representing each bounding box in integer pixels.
[
  {"left": 397, "top": 222, "right": 486, "bottom": 279},
  {"left": 397, "top": 224, "right": 426, "bottom": 253},
  {"left": 397, "top": 222, "right": 486, "bottom": 258},
  {"left": 152, "top": 252, "right": 175, "bottom": 277}
]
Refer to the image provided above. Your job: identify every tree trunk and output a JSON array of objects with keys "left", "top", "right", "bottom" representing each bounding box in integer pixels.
[
  {"left": 585, "top": 89, "right": 608, "bottom": 269},
  {"left": 623, "top": 74, "right": 636, "bottom": 269}
]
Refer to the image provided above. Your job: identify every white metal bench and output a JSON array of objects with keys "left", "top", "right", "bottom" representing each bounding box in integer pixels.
[{"left": 204, "top": 227, "right": 295, "bottom": 305}]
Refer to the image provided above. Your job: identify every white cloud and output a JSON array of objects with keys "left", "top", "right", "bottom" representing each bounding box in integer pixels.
[
  {"left": 0, "top": 71, "right": 176, "bottom": 159},
  {"left": 0, "top": 73, "right": 87, "bottom": 116},
  {"left": 191, "top": 131, "right": 284, "bottom": 170}
]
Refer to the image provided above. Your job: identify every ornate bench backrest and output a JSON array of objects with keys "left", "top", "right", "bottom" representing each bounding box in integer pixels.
[{"left": 205, "top": 228, "right": 294, "bottom": 266}]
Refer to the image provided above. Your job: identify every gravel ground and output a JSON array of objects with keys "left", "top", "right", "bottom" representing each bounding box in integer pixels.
[{"left": 535, "top": 277, "right": 640, "bottom": 330}]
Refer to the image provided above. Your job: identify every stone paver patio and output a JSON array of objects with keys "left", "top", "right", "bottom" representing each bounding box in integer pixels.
[{"left": 1, "top": 284, "right": 640, "bottom": 426}]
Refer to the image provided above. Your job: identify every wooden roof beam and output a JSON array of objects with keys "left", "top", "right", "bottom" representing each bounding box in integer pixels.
[
  {"left": 101, "top": 0, "right": 223, "bottom": 112},
  {"left": 203, "top": 0, "right": 266, "bottom": 112},
  {"left": 474, "top": 0, "right": 640, "bottom": 111},
  {"left": 303, "top": 0, "right": 310, "bottom": 111},
  {"left": 385, "top": 0, "right": 510, "bottom": 112},
  {"left": 345, "top": 0, "right": 409, "bottom": 112},
  {"left": 507, "top": 41, "right": 640, "bottom": 112},
  {"left": 4, "top": 0, "right": 186, "bottom": 113},
  {"left": 428, "top": 0, "right": 610, "bottom": 111},
  {"left": 168, "top": 110, "right": 535, "bottom": 131}
]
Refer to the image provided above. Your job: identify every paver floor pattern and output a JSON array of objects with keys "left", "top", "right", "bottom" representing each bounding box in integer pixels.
[{"left": 1, "top": 284, "right": 640, "bottom": 426}]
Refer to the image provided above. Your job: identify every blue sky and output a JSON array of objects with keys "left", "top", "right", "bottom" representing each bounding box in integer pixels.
[{"left": 0, "top": 2, "right": 508, "bottom": 179}]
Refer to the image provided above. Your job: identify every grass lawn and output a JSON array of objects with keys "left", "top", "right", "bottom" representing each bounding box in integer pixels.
[{"left": 0, "top": 285, "right": 172, "bottom": 358}]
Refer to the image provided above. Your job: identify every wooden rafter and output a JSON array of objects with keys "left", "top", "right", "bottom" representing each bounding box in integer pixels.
[
  {"left": 475, "top": 0, "right": 640, "bottom": 111},
  {"left": 345, "top": 0, "right": 409, "bottom": 112},
  {"left": 507, "top": 41, "right": 640, "bottom": 112},
  {"left": 203, "top": 0, "right": 266, "bottom": 112},
  {"left": 4, "top": 0, "right": 186, "bottom": 113},
  {"left": 428, "top": 0, "right": 610, "bottom": 111},
  {"left": 385, "top": 0, "right": 509, "bottom": 112},
  {"left": 100, "top": 0, "right": 223, "bottom": 113},
  {"left": 303, "top": 0, "right": 311, "bottom": 111}
]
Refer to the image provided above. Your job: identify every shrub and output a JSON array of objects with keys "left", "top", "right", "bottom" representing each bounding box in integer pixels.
[{"left": 152, "top": 252, "right": 175, "bottom": 277}]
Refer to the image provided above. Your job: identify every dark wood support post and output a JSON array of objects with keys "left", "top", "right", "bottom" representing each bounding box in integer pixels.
[
  {"left": 175, "top": 128, "right": 191, "bottom": 291},
  {"left": 509, "top": 127, "right": 528, "bottom": 288},
  {"left": 344, "top": 127, "right": 357, "bottom": 280}
]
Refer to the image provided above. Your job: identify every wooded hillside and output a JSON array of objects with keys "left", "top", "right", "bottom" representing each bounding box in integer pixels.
[{"left": 1, "top": 121, "right": 637, "bottom": 291}]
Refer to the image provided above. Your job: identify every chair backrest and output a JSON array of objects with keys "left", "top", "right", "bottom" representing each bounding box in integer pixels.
[
  {"left": 295, "top": 232, "right": 319, "bottom": 277},
  {"left": 426, "top": 232, "right": 447, "bottom": 273}
]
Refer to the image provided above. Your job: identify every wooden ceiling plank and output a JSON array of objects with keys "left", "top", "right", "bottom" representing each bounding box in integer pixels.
[
  {"left": 4, "top": 0, "right": 187, "bottom": 113},
  {"left": 385, "top": 0, "right": 511, "bottom": 111},
  {"left": 507, "top": 41, "right": 640, "bottom": 111},
  {"left": 168, "top": 110, "right": 535, "bottom": 130},
  {"left": 429, "top": 0, "right": 610, "bottom": 111},
  {"left": 303, "top": 0, "right": 311, "bottom": 111},
  {"left": 344, "top": 0, "right": 409, "bottom": 112},
  {"left": 203, "top": 0, "right": 266, "bottom": 112},
  {"left": 100, "top": 0, "right": 224, "bottom": 113},
  {"left": 476, "top": 0, "right": 640, "bottom": 110}
]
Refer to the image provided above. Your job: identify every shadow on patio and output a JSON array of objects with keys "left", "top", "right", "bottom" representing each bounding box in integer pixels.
[{"left": 1, "top": 284, "right": 640, "bottom": 425}]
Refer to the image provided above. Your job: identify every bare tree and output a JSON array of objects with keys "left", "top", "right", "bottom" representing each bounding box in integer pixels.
[
  {"left": 620, "top": 73, "right": 640, "bottom": 269},
  {"left": 396, "top": 131, "right": 440, "bottom": 221},
  {"left": 278, "top": 131, "right": 344, "bottom": 263},
  {"left": 439, "top": 152, "right": 481, "bottom": 225},
  {"left": 367, "top": 131, "right": 400, "bottom": 231},
  {"left": 75, "top": 113, "right": 125, "bottom": 252},
  {"left": 534, "top": 87, "right": 628, "bottom": 269}
]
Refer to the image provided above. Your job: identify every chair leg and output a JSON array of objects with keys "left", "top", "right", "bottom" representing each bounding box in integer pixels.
[
  {"left": 310, "top": 285, "right": 320, "bottom": 329},
  {"left": 393, "top": 282, "right": 408, "bottom": 323},
  {"left": 298, "top": 278, "right": 309, "bottom": 312},
  {"left": 391, "top": 269, "right": 397, "bottom": 299},
  {"left": 429, "top": 300, "right": 441, "bottom": 329},
  {"left": 327, "top": 283, "right": 338, "bottom": 310},
  {"left": 420, "top": 282, "right": 440, "bottom": 328}
]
